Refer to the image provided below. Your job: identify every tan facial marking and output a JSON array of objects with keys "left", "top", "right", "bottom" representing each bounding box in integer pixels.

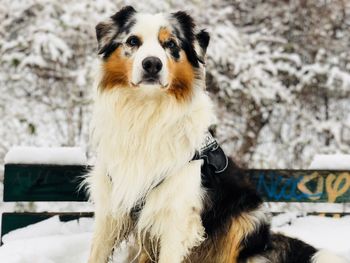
[
  {"left": 167, "top": 51, "right": 195, "bottom": 102},
  {"left": 100, "top": 47, "right": 132, "bottom": 90},
  {"left": 158, "top": 27, "right": 172, "bottom": 44}
]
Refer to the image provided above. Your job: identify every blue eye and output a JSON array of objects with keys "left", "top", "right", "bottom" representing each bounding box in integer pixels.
[
  {"left": 126, "top": 36, "right": 140, "bottom": 47},
  {"left": 166, "top": 40, "right": 176, "bottom": 49}
]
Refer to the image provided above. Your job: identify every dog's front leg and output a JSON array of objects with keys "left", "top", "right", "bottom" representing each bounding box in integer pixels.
[
  {"left": 157, "top": 209, "right": 204, "bottom": 263},
  {"left": 87, "top": 167, "right": 130, "bottom": 263},
  {"left": 88, "top": 213, "right": 124, "bottom": 263},
  {"left": 139, "top": 160, "right": 205, "bottom": 263}
]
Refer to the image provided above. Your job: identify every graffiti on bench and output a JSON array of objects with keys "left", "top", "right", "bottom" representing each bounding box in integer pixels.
[{"left": 254, "top": 171, "right": 350, "bottom": 202}]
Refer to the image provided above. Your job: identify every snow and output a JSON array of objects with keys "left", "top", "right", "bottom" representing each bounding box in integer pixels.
[
  {"left": 0, "top": 217, "right": 126, "bottom": 263},
  {"left": 273, "top": 215, "right": 350, "bottom": 260},
  {"left": 0, "top": 217, "right": 93, "bottom": 263},
  {"left": 309, "top": 154, "right": 350, "bottom": 170},
  {"left": 4, "top": 146, "right": 87, "bottom": 165},
  {"left": 0, "top": 0, "right": 349, "bottom": 170},
  {"left": 0, "top": 214, "right": 349, "bottom": 263}
]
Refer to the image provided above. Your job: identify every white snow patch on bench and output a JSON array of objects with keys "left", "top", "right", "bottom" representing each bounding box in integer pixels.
[
  {"left": 4, "top": 147, "right": 87, "bottom": 165},
  {"left": 309, "top": 154, "right": 350, "bottom": 170}
]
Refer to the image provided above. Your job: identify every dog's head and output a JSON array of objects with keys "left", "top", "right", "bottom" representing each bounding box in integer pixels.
[{"left": 95, "top": 6, "right": 209, "bottom": 101}]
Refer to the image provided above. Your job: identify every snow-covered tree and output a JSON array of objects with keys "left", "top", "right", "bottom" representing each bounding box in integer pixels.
[{"left": 0, "top": 0, "right": 349, "bottom": 171}]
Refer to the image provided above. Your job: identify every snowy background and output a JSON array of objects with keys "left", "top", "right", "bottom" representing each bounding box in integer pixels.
[
  {"left": 0, "top": 0, "right": 350, "bottom": 262},
  {"left": 0, "top": 0, "right": 349, "bottom": 170}
]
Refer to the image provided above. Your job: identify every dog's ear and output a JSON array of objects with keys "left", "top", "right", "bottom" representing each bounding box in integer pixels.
[
  {"left": 195, "top": 30, "right": 210, "bottom": 64},
  {"left": 95, "top": 6, "right": 136, "bottom": 56},
  {"left": 171, "top": 11, "right": 196, "bottom": 42},
  {"left": 171, "top": 11, "right": 209, "bottom": 65}
]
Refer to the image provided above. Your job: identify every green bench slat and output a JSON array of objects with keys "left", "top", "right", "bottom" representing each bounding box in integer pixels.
[
  {"left": 1, "top": 212, "right": 94, "bottom": 242},
  {"left": 4, "top": 164, "right": 90, "bottom": 202},
  {"left": 4, "top": 164, "right": 350, "bottom": 203}
]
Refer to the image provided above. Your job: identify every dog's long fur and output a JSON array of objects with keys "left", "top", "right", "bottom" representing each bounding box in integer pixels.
[{"left": 85, "top": 6, "right": 347, "bottom": 263}]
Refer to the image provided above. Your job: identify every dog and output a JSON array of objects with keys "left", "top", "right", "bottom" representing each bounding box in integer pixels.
[{"left": 85, "top": 6, "right": 347, "bottom": 263}]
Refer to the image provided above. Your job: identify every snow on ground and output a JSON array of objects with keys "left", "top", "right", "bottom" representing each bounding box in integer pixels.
[
  {"left": 0, "top": 216, "right": 127, "bottom": 263},
  {"left": 4, "top": 147, "right": 87, "bottom": 165},
  {"left": 272, "top": 215, "right": 350, "bottom": 260},
  {"left": 309, "top": 154, "right": 350, "bottom": 170},
  {"left": 0, "top": 214, "right": 349, "bottom": 263},
  {"left": 0, "top": 217, "right": 93, "bottom": 263}
]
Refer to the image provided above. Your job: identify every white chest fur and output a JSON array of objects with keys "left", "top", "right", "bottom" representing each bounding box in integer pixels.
[{"left": 90, "top": 87, "right": 214, "bottom": 214}]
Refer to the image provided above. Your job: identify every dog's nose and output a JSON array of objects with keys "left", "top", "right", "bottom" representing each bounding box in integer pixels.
[{"left": 142, "top": 57, "right": 162, "bottom": 75}]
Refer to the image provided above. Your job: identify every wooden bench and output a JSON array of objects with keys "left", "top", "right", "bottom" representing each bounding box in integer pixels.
[{"left": 2, "top": 163, "right": 350, "bottom": 243}]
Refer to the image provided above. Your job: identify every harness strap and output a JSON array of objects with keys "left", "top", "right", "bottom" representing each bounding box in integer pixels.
[{"left": 130, "top": 178, "right": 165, "bottom": 220}]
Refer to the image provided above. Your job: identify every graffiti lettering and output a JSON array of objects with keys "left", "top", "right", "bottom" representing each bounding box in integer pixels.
[
  {"left": 297, "top": 172, "right": 323, "bottom": 201},
  {"left": 326, "top": 173, "right": 350, "bottom": 202},
  {"left": 256, "top": 171, "right": 350, "bottom": 202}
]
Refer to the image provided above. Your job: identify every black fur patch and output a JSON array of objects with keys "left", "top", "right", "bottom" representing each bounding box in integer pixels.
[
  {"left": 172, "top": 11, "right": 196, "bottom": 43},
  {"left": 201, "top": 158, "right": 263, "bottom": 236},
  {"left": 196, "top": 30, "right": 210, "bottom": 64},
  {"left": 238, "top": 222, "right": 271, "bottom": 261},
  {"left": 171, "top": 11, "right": 200, "bottom": 67},
  {"left": 111, "top": 6, "right": 136, "bottom": 31},
  {"left": 170, "top": 46, "right": 180, "bottom": 60},
  {"left": 99, "top": 42, "right": 120, "bottom": 59},
  {"left": 196, "top": 30, "right": 210, "bottom": 54},
  {"left": 259, "top": 234, "right": 318, "bottom": 263},
  {"left": 96, "top": 6, "right": 136, "bottom": 58}
]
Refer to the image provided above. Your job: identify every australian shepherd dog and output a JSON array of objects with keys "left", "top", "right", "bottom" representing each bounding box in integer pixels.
[{"left": 85, "top": 6, "right": 347, "bottom": 263}]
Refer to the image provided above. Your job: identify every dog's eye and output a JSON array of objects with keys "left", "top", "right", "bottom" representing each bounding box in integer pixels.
[
  {"left": 126, "top": 36, "right": 141, "bottom": 47},
  {"left": 165, "top": 40, "right": 177, "bottom": 49}
]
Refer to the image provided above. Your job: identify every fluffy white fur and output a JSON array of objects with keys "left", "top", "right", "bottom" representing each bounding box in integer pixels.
[
  {"left": 86, "top": 82, "right": 214, "bottom": 263},
  {"left": 89, "top": 85, "right": 214, "bottom": 212},
  {"left": 137, "top": 159, "right": 206, "bottom": 262},
  {"left": 312, "top": 250, "right": 349, "bottom": 263}
]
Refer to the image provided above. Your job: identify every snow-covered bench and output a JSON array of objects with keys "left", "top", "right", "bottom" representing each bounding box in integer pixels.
[
  {"left": 1, "top": 148, "right": 350, "bottom": 243},
  {"left": 1, "top": 147, "right": 92, "bottom": 243}
]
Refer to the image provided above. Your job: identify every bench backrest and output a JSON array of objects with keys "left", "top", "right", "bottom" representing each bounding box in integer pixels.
[
  {"left": 4, "top": 164, "right": 350, "bottom": 203},
  {"left": 2, "top": 164, "right": 350, "bottom": 242}
]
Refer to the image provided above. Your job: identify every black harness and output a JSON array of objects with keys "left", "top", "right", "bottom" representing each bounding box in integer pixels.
[
  {"left": 193, "top": 132, "right": 228, "bottom": 174},
  {"left": 127, "top": 132, "right": 229, "bottom": 219}
]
